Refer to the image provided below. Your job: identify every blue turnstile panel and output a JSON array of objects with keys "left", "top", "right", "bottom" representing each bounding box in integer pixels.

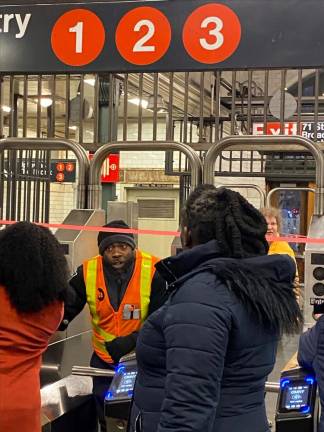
[{"left": 276, "top": 368, "right": 318, "bottom": 432}]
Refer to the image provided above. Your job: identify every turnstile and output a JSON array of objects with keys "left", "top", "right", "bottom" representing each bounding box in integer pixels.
[
  {"left": 104, "top": 358, "right": 137, "bottom": 432},
  {"left": 275, "top": 368, "right": 319, "bottom": 432}
]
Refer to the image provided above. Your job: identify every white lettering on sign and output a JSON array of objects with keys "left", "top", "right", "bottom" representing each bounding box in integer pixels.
[
  {"left": 199, "top": 16, "right": 224, "bottom": 51},
  {"left": 133, "top": 19, "right": 155, "bottom": 52},
  {"left": 253, "top": 121, "right": 324, "bottom": 142},
  {"left": 0, "top": 13, "right": 31, "bottom": 38},
  {"left": 69, "top": 21, "right": 83, "bottom": 53}
]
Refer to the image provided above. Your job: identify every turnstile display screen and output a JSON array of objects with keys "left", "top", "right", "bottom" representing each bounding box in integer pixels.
[
  {"left": 116, "top": 370, "right": 137, "bottom": 396},
  {"left": 284, "top": 384, "right": 310, "bottom": 410},
  {"left": 279, "top": 378, "right": 313, "bottom": 413},
  {"left": 105, "top": 362, "right": 137, "bottom": 401}
]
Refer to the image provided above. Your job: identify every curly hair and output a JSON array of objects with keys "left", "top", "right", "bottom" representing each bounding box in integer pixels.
[
  {"left": 0, "top": 222, "right": 69, "bottom": 313},
  {"left": 260, "top": 207, "right": 282, "bottom": 233},
  {"left": 181, "top": 185, "right": 269, "bottom": 258}
]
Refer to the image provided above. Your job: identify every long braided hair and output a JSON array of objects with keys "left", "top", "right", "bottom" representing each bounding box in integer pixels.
[
  {"left": 181, "top": 185, "right": 302, "bottom": 334},
  {"left": 181, "top": 184, "right": 269, "bottom": 258}
]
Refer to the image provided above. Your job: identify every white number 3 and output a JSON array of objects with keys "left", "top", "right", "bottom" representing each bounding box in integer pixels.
[{"left": 199, "top": 16, "right": 224, "bottom": 51}]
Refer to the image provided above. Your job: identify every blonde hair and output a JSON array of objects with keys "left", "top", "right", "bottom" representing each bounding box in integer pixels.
[{"left": 260, "top": 207, "right": 282, "bottom": 233}]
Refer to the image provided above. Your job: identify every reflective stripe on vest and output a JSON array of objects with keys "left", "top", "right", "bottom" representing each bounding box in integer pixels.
[
  {"left": 85, "top": 258, "right": 115, "bottom": 342},
  {"left": 85, "top": 251, "right": 154, "bottom": 361},
  {"left": 140, "top": 251, "right": 153, "bottom": 322}
]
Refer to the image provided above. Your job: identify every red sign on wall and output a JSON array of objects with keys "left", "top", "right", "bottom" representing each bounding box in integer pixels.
[{"left": 89, "top": 153, "right": 120, "bottom": 183}]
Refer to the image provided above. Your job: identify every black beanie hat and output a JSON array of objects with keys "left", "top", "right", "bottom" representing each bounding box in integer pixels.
[{"left": 97, "top": 220, "right": 136, "bottom": 255}]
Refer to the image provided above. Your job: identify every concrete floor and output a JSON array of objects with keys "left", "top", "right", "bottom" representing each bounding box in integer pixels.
[{"left": 265, "top": 334, "right": 300, "bottom": 429}]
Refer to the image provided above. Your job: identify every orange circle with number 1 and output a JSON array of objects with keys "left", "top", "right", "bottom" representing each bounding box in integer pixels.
[
  {"left": 51, "top": 9, "right": 105, "bottom": 66},
  {"left": 183, "top": 3, "right": 241, "bottom": 64},
  {"left": 56, "top": 163, "right": 65, "bottom": 172},
  {"left": 116, "top": 7, "right": 171, "bottom": 65}
]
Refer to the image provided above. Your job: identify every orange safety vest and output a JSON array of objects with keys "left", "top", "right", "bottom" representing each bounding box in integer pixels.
[{"left": 84, "top": 250, "right": 159, "bottom": 363}]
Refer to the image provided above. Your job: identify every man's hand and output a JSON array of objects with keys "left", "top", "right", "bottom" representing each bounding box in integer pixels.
[{"left": 105, "top": 334, "right": 136, "bottom": 364}]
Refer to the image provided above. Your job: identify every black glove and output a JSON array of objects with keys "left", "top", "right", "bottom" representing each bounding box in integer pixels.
[{"left": 105, "top": 333, "right": 137, "bottom": 364}]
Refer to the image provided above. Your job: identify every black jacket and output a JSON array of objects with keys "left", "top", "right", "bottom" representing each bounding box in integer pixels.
[
  {"left": 130, "top": 240, "right": 299, "bottom": 432},
  {"left": 60, "top": 252, "right": 168, "bottom": 360},
  {"left": 298, "top": 315, "right": 324, "bottom": 432}
]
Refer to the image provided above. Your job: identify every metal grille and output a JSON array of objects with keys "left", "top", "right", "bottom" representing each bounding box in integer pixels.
[
  {"left": 0, "top": 149, "right": 50, "bottom": 222},
  {"left": 0, "top": 69, "right": 323, "bottom": 220},
  {"left": 138, "top": 199, "right": 175, "bottom": 219}
]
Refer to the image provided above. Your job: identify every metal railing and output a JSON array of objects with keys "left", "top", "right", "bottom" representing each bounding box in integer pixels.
[
  {"left": 71, "top": 365, "right": 281, "bottom": 393},
  {"left": 204, "top": 135, "right": 324, "bottom": 215},
  {"left": 216, "top": 183, "right": 266, "bottom": 208},
  {"left": 72, "top": 365, "right": 115, "bottom": 377},
  {"left": 88, "top": 141, "right": 202, "bottom": 209},
  {"left": 266, "top": 186, "right": 315, "bottom": 207}
]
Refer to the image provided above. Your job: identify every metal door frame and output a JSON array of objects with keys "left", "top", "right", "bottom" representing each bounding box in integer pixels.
[
  {"left": 266, "top": 187, "right": 315, "bottom": 208},
  {"left": 216, "top": 183, "right": 266, "bottom": 208},
  {"left": 204, "top": 135, "right": 324, "bottom": 215},
  {"left": 88, "top": 141, "right": 202, "bottom": 209},
  {"left": 0, "top": 138, "right": 89, "bottom": 209}
]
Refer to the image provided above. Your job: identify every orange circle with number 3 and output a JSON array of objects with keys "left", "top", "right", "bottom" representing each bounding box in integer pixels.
[
  {"left": 51, "top": 9, "right": 105, "bottom": 66},
  {"left": 183, "top": 3, "right": 241, "bottom": 64},
  {"left": 116, "top": 7, "right": 171, "bottom": 65}
]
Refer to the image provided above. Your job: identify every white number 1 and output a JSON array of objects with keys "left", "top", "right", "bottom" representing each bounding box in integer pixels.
[
  {"left": 200, "top": 16, "right": 224, "bottom": 51},
  {"left": 69, "top": 21, "right": 83, "bottom": 54}
]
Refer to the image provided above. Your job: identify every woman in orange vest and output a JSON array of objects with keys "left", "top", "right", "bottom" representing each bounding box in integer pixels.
[
  {"left": 60, "top": 219, "right": 168, "bottom": 432},
  {"left": 0, "top": 222, "right": 69, "bottom": 432}
]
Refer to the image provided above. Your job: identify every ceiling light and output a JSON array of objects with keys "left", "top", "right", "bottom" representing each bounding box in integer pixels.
[
  {"left": 1, "top": 105, "right": 11, "bottom": 113},
  {"left": 40, "top": 97, "right": 53, "bottom": 108},
  {"left": 147, "top": 94, "right": 166, "bottom": 113},
  {"left": 129, "top": 97, "right": 148, "bottom": 109}
]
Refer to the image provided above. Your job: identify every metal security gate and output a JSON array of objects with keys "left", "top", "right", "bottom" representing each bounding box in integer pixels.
[
  {"left": 1, "top": 68, "right": 324, "bottom": 220},
  {"left": 0, "top": 148, "right": 50, "bottom": 222}
]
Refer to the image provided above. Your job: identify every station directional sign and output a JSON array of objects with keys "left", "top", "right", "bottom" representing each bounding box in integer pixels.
[{"left": 0, "top": 0, "right": 323, "bottom": 72}]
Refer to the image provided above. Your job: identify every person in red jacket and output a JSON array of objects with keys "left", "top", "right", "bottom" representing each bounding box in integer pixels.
[
  {"left": 60, "top": 219, "right": 167, "bottom": 431},
  {"left": 0, "top": 222, "right": 69, "bottom": 432}
]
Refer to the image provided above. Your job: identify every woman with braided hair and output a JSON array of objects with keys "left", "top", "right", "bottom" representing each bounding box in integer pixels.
[{"left": 129, "top": 185, "right": 302, "bottom": 432}]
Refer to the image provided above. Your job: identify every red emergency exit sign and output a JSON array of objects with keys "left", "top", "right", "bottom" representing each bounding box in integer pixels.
[{"left": 89, "top": 153, "right": 120, "bottom": 183}]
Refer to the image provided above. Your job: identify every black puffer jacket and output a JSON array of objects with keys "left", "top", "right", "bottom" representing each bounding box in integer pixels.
[{"left": 130, "top": 240, "right": 299, "bottom": 432}]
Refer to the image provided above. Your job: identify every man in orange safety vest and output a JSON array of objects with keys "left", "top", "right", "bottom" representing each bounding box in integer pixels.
[{"left": 60, "top": 220, "right": 168, "bottom": 432}]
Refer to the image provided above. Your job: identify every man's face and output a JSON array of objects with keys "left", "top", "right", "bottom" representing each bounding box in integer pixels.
[
  {"left": 265, "top": 215, "right": 279, "bottom": 237},
  {"left": 103, "top": 243, "right": 134, "bottom": 271}
]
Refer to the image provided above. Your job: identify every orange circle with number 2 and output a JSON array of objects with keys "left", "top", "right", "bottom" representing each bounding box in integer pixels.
[
  {"left": 183, "top": 3, "right": 241, "bottom": 64},
  {"left": 116, "top": 7, "right": 171, "bottom": 65},
  {"left": 51, "top": 9, "right": 105, "bottom": 66}
]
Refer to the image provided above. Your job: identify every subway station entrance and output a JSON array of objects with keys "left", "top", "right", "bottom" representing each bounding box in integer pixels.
[{"left": 1, "top": 1, "right": 324, "bottom": 431}]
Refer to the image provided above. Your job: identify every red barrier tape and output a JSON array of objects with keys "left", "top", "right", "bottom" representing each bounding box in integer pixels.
[
  {"left": 0, "top": 219, "right": 324, "bottom": 243},
  {"left": 0, "top": 219, "right": 181, "bottom": 237}
]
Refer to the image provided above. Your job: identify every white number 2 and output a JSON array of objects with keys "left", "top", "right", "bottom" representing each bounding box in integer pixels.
[
  {"left": 199, "top": 16, "right": 224, "bottom": 51},
  {"left": 133, "top": 19, "right": 155, "bottom": 52},
  {"left": 69, "top": 21, "right": 83, "bottom": 54}
]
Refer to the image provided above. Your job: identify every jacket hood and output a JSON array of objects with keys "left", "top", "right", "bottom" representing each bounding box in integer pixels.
[{"left": 156, "top": 240, "right": 302, "bottom": 335}]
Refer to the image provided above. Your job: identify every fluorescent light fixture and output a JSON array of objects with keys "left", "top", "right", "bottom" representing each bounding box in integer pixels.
[
  {"left": 84, "top": 78, "right": 96, "bottom": 86},
  {"left": 2, "top": 105, "right": 11, "bottom": 113},
  {"left": 40, "top": 97, "right": 53, "bottom": 108},
  {"left": 129, "top": 97, "right": 148, "bottom": 109},
  {"left": 147, "top": 94, "right": 167, "bottom": 113}
]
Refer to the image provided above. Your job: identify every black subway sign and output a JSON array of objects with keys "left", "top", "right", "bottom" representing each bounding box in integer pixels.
[{"left": 0, "top": 0, "right": 323, "bottom": 72}]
